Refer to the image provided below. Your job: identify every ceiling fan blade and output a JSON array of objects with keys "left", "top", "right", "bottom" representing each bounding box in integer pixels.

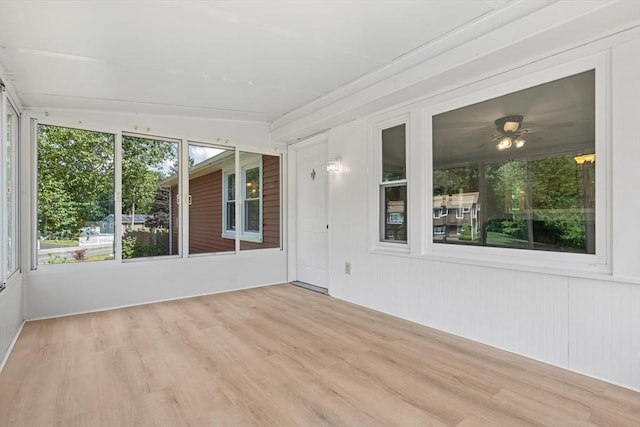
[{"left": 523, "top": 121, "right": 574, "bottom": 131}]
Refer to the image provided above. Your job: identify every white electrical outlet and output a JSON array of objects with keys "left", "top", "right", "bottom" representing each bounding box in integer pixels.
[{"left": 345, "top": 262, "right": 351, "bottom": 275}]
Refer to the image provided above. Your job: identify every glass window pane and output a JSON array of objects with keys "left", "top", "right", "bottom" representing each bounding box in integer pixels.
[
  {"left": 227, "top": 173, "right": 235, "bottom": 201},
  {"left": 382, "top": 185, "right": 407, "bottom": 242},
  {"left": 188, "top": 143, "right": 235, "bottom": 255},
  {"left": 433, "top": 166, "right": 480, "bottom": 243},
  {"left": 432, "top": 70, "right": 596, "bottom": 254},
  {"left": 122, "top": 135, "right": 179, "bottom": 259},
  {"left": 244, "top": 199, "right": 260, "bottom": 232},
  {"left": 245, "top": 166, "right": 260, "bottom": 199},
  {"left": 226, "top": 201, "right": 236, "bottom": 231},
  {"left": 240, "top": 152, "right": 281, "bottom": 251},
  {"left": 382, "top": 124, "right": 406, "bottom": 182},
  {"left": 37, "top": 125, "right": 115, "bottom": 264},
  {"left": 5, "top": 103, "right": 19, "bottom": 275}
]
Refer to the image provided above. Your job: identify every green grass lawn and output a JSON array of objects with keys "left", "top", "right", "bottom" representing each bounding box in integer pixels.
[
  {"left": 486, "top": 231, "right": 528, "bottom": 245},
  {"left": 84, "top": 254, "right": 114, "bottom": 261},
  {"left": 41, "top": 239, "right": 79, "bottom": 247}
]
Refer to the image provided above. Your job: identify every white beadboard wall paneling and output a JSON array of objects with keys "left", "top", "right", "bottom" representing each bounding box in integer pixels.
[
  {"left": 568, "top": 278, "right": 640, "bottom": 391},
  {"left": 611, "top": 37, "right": 640, "bottom": 280},
  {"left": 359, "top": 257, "right": 569, "bottom": 367},
  {"left": 0, "top": 273, "right": 24, "bottom": 370},
  {"left": 26, "top": 250, "right": 286, "bottom": 320},
  {"left": 326, "top": 119, "right": 369, "bottom": 301}
]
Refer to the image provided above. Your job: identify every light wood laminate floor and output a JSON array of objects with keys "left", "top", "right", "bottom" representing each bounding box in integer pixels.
[{"left": 1, "top": 284, "right": 639, "bottom": 426}]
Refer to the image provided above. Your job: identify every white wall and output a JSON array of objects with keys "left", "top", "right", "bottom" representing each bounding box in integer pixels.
[
  {"left": 27, "top": 251, "right": 286, "bottom": 319},
  {"left": 0, "top": 273, "right": 24, "bottom": 369},
  {"left": 318, "top": 32, "right": 640, "bottom": 391}
]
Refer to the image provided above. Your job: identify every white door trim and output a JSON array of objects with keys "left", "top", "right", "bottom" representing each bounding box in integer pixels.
[{"left": 287, "top": 132, "right": 330, "bottom": 291}]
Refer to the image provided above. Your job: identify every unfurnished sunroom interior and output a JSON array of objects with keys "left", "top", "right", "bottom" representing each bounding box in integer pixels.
[{"left": 0, "top": 1, "right": 639, "bottom": 425}]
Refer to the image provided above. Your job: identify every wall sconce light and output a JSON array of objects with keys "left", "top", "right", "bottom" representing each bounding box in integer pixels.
[
  {"left": 327, "top": 157, "right": 342, "bottom": 173},
  {"left": 574, "top": 153, "right": 595, "bottom": 165}
]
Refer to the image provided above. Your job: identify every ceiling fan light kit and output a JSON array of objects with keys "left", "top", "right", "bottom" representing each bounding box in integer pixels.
[{"left": 494, "top": 115, "right": 526, "bottom": 151}]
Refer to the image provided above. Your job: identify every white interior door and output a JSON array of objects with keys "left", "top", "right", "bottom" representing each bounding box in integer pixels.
[{"left": 296, "top": 141, "right": 328, "bottom": 289}]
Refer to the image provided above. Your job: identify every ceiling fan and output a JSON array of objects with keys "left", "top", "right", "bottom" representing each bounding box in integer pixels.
[{"left": 493, "top": 115, "right": 527, "bottom": 151}]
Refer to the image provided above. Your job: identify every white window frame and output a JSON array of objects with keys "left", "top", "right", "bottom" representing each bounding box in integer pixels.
[
  {"left": 425, "top": 53, "right": 610, "bottom": 275},
  {"left": 223, "top": 170, "right": 236, "bottom": 234},
  {"left": 373, "top": 116, "right": 409, "bottom": 249},
  {"left": 222, "top": 154, "right": 263, "bottom": 243},
  {"left": 2, "top": 89, "right": 20, "bottom": 281}
]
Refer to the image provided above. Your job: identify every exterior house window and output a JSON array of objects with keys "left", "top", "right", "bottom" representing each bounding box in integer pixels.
[
  {"left": 432, "top": 69, "right": 596, "bottom": 254},
  {"left": 223, "top": 159, "right": 262, "bottom": 242},
  {"left": 225, "top": 172, "right": 236, "bottom": 232},
  {"left": 243, "top": 164, "right": 261, "bottom": 234},
  {"left": 380, "top": 123, "right": 407, "bottom": 243}
]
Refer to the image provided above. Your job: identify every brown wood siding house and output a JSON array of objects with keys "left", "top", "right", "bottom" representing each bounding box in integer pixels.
[{"left": 168, "top": 154, "right": 280, "bottom": 255}]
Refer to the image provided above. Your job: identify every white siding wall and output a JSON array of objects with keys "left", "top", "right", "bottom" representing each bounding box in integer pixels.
[{"left": 323, "top": 35, "right": 640, "bottom": 391}]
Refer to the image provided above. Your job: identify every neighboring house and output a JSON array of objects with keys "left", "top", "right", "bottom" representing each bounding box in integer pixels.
[
  {"left": 433, "top": 192, "right": 479, "bottom": 241},
  {"left": 161, "top": 151, "right": 280, "bottom": 255},
  {"left": 100, "top": 214, "right": 149, "bottom": 234}
]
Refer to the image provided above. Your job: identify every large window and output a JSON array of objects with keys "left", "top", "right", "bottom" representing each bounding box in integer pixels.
[
  {"left": 35, "top": 126, "right": 282, "bottom": 263},
  {"left": 432, "top": 70, "right": 596, "bottom": 254},
  {"left": 122, "top": 135, "right": 179, "bottom": 259},
  {"left": 187, "top": 143, "right": 234, "bottom": 255},
  {"left": 2, "top": 89, "right": 20, "bottom": 281},
  {"left": 37, "top": 125, "right": 115, "bottom": 264},
  {"left": 380, "top": 123, "right": 407, "bottom": 243}
]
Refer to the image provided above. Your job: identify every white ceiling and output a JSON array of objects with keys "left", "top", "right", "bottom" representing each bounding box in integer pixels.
[{"left": 0, "top": 0, "right": 514, "bottom": 122}]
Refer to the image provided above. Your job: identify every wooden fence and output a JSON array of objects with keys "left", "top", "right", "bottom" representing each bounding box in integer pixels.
[{"left": 124, "top": 229, "right": 170, "bottom": 254}]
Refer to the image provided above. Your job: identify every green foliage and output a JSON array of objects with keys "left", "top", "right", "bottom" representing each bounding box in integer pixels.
[
  {"left": 46, "top": 253, "right": 69, "bottom": 264},
  {"left": 122, "top": 235, "right": 165, "bottom": 259},
  {"left": 38, "top": 125, "right": 114, "bottom": 237},
  {"left": 436, "top": 154, "right": 590, "bottom": 251},
  {"left": 500, "top": 216, "right": 527, "bottom": 240},
  {"left": 38, "top": 127, "right": 178, "bottom": 240},
  {"left": 122, "top": 136, "right": 176, "bottom": 216},
  {"left": 122, "top": 236, "right": 136, "bottom": 259},
  {"left": 433, "top": 166, "right": 479, "bottom": 196}
]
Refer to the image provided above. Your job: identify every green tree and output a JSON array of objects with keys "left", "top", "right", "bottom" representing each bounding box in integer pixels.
[
  {"left": 122, "top": 136, "right": 177, "bottom": 219},
  {"left": 38, "top": 125, "right": 114, "bottom": 237},
  {"left": 37, "top": 126, "right": 178, "bottom": 238}
]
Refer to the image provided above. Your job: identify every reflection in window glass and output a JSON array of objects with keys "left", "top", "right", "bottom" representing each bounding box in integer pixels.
[
  {"left": 432, "top": 70, "right": 595, "bottom": 253},
  {"left": 382, "top": 185, "right": 407, "bottom": 242},
  {"left": 382, "top": 124, "right": 406, "bottom": 182},
  {"left": 37, "top": 125, "right": 115, "bottom": 264},
  {"left": 122, "top": 135, "right": 179, "bottom": 259}
]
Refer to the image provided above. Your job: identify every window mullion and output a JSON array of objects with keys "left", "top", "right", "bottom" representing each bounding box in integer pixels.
[
  {"left": 234, "top": 148, "right": 240, "bottom": 252},
  {"left": 114, "top": 132, "right": 123, "bottom": 262}
]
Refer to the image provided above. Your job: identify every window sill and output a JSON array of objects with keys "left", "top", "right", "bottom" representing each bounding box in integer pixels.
[
  {"left": 221, "top": 232, "right": 263, "bottom": 243},
  {"left": 370, "top": 244, "right": 613, "bottom": 280}
]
